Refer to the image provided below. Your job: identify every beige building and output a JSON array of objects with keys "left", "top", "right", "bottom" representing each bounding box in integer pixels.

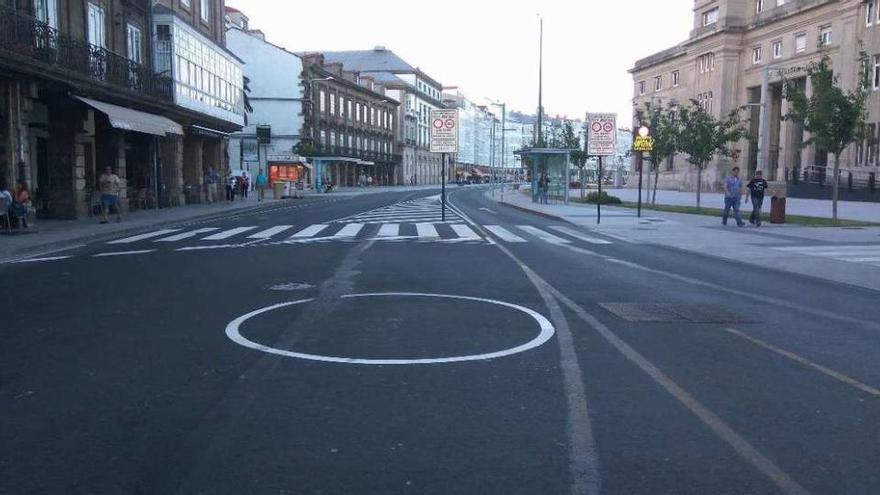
[{"left": 631, "top": 0, "right": 880, "bottom": 196}]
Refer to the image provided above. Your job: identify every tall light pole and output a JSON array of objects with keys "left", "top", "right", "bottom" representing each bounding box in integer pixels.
[{"left": 536, "top": 15, "right": 543, "bottom": 146}]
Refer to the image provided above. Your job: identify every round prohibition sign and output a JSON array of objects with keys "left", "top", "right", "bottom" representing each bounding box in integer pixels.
[
  {"left": 432, "top": 119, "right": 445, "bottom": 129},
  {"left": 603, "top": 122, "right": 614, "bottom": 133},
  {"left": 225, "top": 292, "right": 556, "bottom": 365},
  {"left": 591, "top": 122, "right": 603, "bottom": 133},
  {"left": 444, "top": 119, "right": 456, "bottom": 129}
]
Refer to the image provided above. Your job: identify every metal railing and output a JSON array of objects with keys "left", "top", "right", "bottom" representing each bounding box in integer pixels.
[
  {"left": 0, "top": 5, "right": 172, "bottom": 101},
  {"left": 788, "top": 165, "right": 877, "bottom": 193}
]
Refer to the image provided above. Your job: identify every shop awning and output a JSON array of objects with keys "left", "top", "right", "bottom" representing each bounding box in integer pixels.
[{"left": 75, "top": 96, "right": 183, "bottom": 136}]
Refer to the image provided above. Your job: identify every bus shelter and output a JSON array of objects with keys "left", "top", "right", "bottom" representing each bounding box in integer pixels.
[{"left": 515, "top": 148, "right": 573, "bottom": 205}]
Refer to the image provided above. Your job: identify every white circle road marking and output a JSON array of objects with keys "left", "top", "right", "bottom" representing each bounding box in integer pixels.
[{"left": 225, "top": 292, "right": 556, "bottom": 365}]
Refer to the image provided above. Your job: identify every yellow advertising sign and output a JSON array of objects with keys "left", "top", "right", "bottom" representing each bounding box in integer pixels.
[{"left": 633, "top": 136, "right": 654, "bottom": 152}]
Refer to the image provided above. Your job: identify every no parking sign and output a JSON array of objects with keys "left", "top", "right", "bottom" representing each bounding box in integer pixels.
[
  {"left": 430, "top": 109, "right": 459, "bottom": 153},
  {"left": 586, "top": 113, "right": 617, "bottom": 156}
]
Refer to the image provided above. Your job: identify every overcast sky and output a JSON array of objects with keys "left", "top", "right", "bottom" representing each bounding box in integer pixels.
[{"left": 230, "top": 0, "right": 694, "bottom": 126}]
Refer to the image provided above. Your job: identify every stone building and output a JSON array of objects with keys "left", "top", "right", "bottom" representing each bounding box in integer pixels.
[
  {"left": 321, "top": 47, "right": 450, "bottom": 185},
  {"left": 631, "top": 0, "right": 879, "bottom": 197},
  {"left": 299, "top": 53, "right": 400, "bottom": 187},
  {"left": 0, "top": 0, "right": 243, "bottom": 219}
]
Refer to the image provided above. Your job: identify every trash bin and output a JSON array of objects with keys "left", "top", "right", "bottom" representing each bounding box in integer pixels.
[
  {"left": 770, "top": 196, "right": 786, "bottom": 224},
  {"left": 273, "top": 181, "right": 285, "bottom": 199}
]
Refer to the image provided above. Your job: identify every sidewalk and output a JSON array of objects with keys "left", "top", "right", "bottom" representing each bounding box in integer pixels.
[
  {"left": 0, "top": 184, "right": 441, "bottom": 262},
  {"left": 603, "top": 187, "right": 880, "bottom": 223},
  {"left": 491, "top": 189, "right": 880, "bottom": 292}
]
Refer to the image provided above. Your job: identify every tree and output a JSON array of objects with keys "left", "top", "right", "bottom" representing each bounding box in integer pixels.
[
  {"left": 782, "top": 54, "right": 869, "bottom": 222},
  {"left": 675, "top": 100, "right": 747, "bottom": 208},
  {"left": 635, "top": 101, "right": 679, "bottom": 204},
  {"left": 561, "top": 121, "right": 588, "bottom": 197}
]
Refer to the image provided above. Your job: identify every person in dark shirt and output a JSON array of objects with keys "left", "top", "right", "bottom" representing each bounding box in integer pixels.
[{"left": 745, "top": 170, "right": 769, "bottom": 227}]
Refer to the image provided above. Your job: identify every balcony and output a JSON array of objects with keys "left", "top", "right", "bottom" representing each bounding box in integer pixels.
[
  {"left": 0, "top": 6, "right": 172, "bottom": 101},
  {"left": 313, "top": 145, "right": 401, "bottom": 164}
]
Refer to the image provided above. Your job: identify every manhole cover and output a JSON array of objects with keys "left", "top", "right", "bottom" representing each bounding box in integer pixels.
[{"left": 599, "top": 303, "right": 750, "bottom": 323}]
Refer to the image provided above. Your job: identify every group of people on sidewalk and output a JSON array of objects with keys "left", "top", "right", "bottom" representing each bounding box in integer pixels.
[
  {"left": 203, "top": 168, "right": 270, "bottom": 204},
  {"left": 0, "top": 178, "right": 32, "bottom": 229},
  {"left": 722, "top": 167, "right": 769, "bottom": 227}
]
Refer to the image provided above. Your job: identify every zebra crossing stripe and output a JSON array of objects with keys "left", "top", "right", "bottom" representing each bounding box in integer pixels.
[
  {"left": 108, "top": 229, "right": 181, "bottom": 244},
  {"left": 93, "top": 249, "right": 156, "bottom": 257},
  {"left": 549, "top": 226, "right": 612, "bottom": 245},
  {"left": 334, "top": 223, "right": 365, "bottom": 238},
  {"left": 484, "top": 225, "right": 527, "bottom": 243},
  {"left": 247, "top": 225, "right": 294, "bottom": 239},
  {"left": 450, "top": 224, "right": 480, "bottom": 240},
  {"left": 377, "top": 224, "right": 400, "bottom": 237},
  {"left": 416, "top": 223, "right": 440, "bottom": 239},
  {"left": 155, "top": 227, "right": 220, "bottom": 242},
  {"left": 517, "top": 226, "right": 571, "bottom": 245},
  {"left": 202, "top": 226, "right": 259, "bottom": 241},
  {"left": 290, "top": 224, "right": 328, "bottom": 238}
]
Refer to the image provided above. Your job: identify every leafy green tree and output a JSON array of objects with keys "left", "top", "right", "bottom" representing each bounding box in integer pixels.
[
  {"left": 675, "top": 101, "right": 747, "bottom": 208},
  {"left": 635, "top": 101, "right": 680, "bottom": 204},
  {"left": 782, "top": 55, "right": 869, "bottom": 221},
  {"left": 561, "top": 121, "right": 588, "bottom": 196}
]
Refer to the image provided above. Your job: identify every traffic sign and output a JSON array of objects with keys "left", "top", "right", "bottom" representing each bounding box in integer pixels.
[
  {"left": 633, "top": 136, "right": 655, "bottom": 152},
  {"left": 586, "top": 113, "right": 617, "bottom": 156},
  {"left": 430, "top": 109, "right": 459, "bottom": 153}
]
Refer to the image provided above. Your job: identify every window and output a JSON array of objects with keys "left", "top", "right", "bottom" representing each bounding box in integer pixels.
[
  {"left": 756, "top": 0, "right": 763, "bottom": 13},
  {"left": 320, "top": 130, "right": 327, "bottom": 146},
  {"left": 869, "top": 1, "right": 875, "bottom": 26},
  {"left": 819, "top": 26, "right": 832, "bottom": 47},
  {"left": 702, "top": 7, "right": 719, "bottom": 26},
  {"left": 672, "top": 71, "right": 680, "bottom": 87},
  {"left": 654, "top": 76, "right": 662, "bottom": 91},
  {"left": 795, "top": 33, "right": 807, "bottom": 53},
  {"left": 752, "top": 46, "right": 762, "bottom": 64},
  {"left": 87, "top": 2, "right": 106, "bottom": 48},
  {"left": 329, "top": 94, "right": 336, "bottom": 115},
  {"left": 874, "top": 55, "right": 880, "bottom": 90},
  {"left": 698, "top": 52, "right": 714, "bottom": 74},
  {"left": 638, "top": 81, "right": 645, "bottom": 95},
  {"left": 126, "top": 24, "right": 142, "bottom": 63},
  {"left": 773, "top": 41, "right": 783, "bottom": 59},
  {"left": 200, "top": 0, "right": 209, "bottom": 22},
  {"left": 34, "top": 0, "right": 57, "bottom": 28},
  {"left": 339, "top": 97, "right": 345, "bottom": 118},
  {"left": 347, "top": 100, "right": 352, "bottom": 118},
  {"left": 319, "top": 90, "right": 326, "bottom": 113}
]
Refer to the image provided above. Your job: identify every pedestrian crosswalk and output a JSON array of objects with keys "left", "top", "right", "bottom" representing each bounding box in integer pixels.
[
  {"left": 336, "top": 195, "right": 464, "bottom": 224},
  {"left": 104, "top": 222, "right": 617, "bottom": 248},
  {"left": 772, "top": 244, "right": 880, "bottom": 267}
]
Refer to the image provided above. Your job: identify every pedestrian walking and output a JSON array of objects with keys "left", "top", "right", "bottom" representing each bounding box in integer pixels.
[
  {"left": 745, "top": 170, "right": 769, "bottom": 227},
  {"left": 722, "top": 166, "right": 745, "bottom": 227},
  {"left": 204, "top": 167, "right": 219, "bottom": 204},
  {"left": 255, "top": 169, "right": 268, "bottom": 202},
  {"left": 410, "top": 174, "right": 416, "bottom": 185},
  {"left": 242, "top": 172, "right": 250, "bottom": 200},
  {"left": 367, "top": 175, "right": 373, "bottom": 187},
  {"left": 226, "top": 174, "right": 236, "bottom": 202},
  {"left": 98, "top": 166, "right": 123, "bottom": 224}
]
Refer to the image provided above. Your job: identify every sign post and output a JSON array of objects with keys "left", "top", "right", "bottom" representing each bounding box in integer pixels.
[
  {"left": 586, "top": 113, "right": 617, "bottom": 224},
  {"left": 430, "top": 109, "right": 459, "bottom": 221},
  {"left": 632, "top": 125, "right": 654, "bottom": 218}
]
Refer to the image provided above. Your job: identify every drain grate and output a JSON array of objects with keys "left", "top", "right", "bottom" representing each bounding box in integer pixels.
[{"left": 599, "top": 303, "right": 750, "bottom": 323}]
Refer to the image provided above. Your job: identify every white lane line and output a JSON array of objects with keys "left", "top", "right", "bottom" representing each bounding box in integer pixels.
[
  {"left": 290, "top": 224, "right": 329, "bottom": 238},
  {"left": 450, "top": 224, "right": 481, "bottom": 240},
  {"left": 155, "top": 227, "right": 220, "bottom": 242},
  {"left": 549, "top": 226, "right": 612, "bottom": 245},
  {"left": 93, "top": 249, "right": 156, "bottom": 258},
  {"left": 11, "top": 256, "right": 73, "bottom": 263},
  {"left": 774, "top": 245, "right": 880, "bottom": 254},
  {"left": 839, "top": 257, "right": 880, "bottom": 263},
  {"left": 377, "top": 224, "right": 400, "bottom": 237},
  {"left": 107, "top": 229, "right": 180, "bottom": 244},
  {"left": 247, "top": 225, "right": 294, "bottom": 239},
  {"left": 484, "top": 225, "right": 527, "bottom": 243},
  {"left": 517, "top": 225, "right": 571, "bottom": 245},
  {"left": 334, "top": 223, "right": 365, "bottom": 238},
  {"left": 201, "top": 226, "right": 259, "bottom": 241},
  {"left": 416, "top": 223, "right": 440, "bottom": 239}
]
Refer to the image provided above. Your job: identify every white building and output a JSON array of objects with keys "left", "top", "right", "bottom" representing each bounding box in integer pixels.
[{"left": 225, "top": 27, "right": 305, "bottom": 179}]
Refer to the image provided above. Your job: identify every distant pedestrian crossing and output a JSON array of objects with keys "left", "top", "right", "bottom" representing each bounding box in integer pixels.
[
  {"left": 105, "top": 222, "right": 617, "bottom": 248},
  {"left": 772, "top": 244, "right": 880, "bottom": 267},
  {"left": 336, "top": 195, "right": 464, "bottom": 224}
]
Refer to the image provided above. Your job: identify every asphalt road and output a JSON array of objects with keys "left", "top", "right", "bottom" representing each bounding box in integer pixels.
[{"left": 2, "top": 186, "right": 880, "bottom": 495}]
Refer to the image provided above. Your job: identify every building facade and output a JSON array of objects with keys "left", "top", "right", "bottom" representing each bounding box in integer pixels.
[
  {"left": 0, "top": 0, "right": 180, "bottom": 218},
  {"left": 321, "top": 47, "right": 449, "bottom": 185},
  {"left": 631, "top": 0, "right": 878, "bottom": 197},
  {"left": 299, "top": 53, "right": 400, "bottom": 187},
  {"left": 225, "top": 23, "right": 306, "bottom": 185},
  {"left": 152, "top": 0, "right": 245, "bottom": 204}
]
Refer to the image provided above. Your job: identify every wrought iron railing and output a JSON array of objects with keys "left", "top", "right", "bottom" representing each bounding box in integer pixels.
[
  {"left": 0, "top": 6, "right": 173, "bottom": 101},
  {"left": 788, "top": 165, "right": 877, "bottom": 193}
]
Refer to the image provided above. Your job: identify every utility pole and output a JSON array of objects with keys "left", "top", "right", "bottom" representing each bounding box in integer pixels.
[
  {"left": 536, "top": 15, "right": 543, "bottom": 146},
  {"left": 501, "top": 103, "right": 506, "bottom": 200}
]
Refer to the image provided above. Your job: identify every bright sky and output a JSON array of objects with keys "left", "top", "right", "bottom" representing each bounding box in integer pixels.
[{"left": 230, "top": 0, "right": 694, "bottom": 126}]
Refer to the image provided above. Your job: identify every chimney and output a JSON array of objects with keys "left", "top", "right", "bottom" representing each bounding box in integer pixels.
[{"left": 374, "top": 45, "right": 386, "bottom": 52}]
